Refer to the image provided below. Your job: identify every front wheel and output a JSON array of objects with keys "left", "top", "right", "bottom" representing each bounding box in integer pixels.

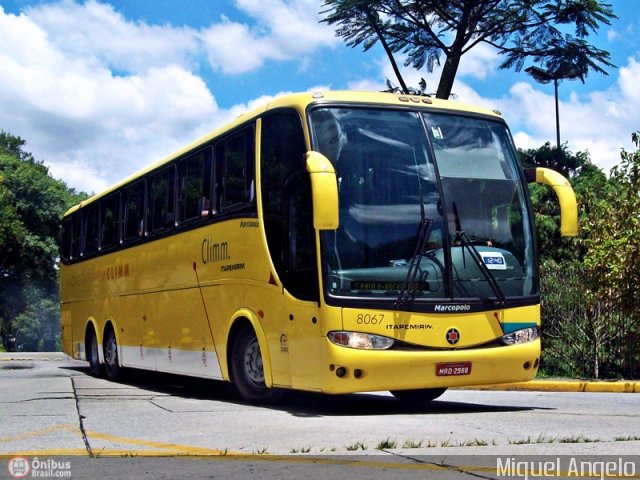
[
  {"left": 230, "top": 327, "right": 282, "bottom": 404},
  {"left": 390, "top": 387, "right": 447, "bottom": 404},
  {"left": 103, "top": 329, "right": 121, "bottom": 381}
]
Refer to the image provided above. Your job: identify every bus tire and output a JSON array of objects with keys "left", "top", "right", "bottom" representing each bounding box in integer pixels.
[
  {"left": 390, "top": 387, "right": 447, "bottom": 403},
  {"left": 86, "top": 328, "right": 102, "bottom": 377},
  {"left": 230, "top": 326, "right": 282, "bottom": 404},
  {"left": 103, "top": 328, "right": 121, "bottom": 381}
]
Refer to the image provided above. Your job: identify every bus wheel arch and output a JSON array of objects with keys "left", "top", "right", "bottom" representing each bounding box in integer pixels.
[
  {"left": 84, "top": 320, "right": 102, "bottom": 377},
  {"left": 102, "top": 321, "right": 121, "bottom": 381},
  {"left": 227, "top": 315, "right": 281, "bottom": 403}
]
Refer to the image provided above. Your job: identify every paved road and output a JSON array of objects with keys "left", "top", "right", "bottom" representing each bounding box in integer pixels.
[{"left": 1, "top": 353, "right": 638, "bottom": 479}]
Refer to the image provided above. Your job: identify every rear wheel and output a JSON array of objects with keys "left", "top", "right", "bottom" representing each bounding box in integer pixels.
[
  {"left": 103, "top": 328, "right": 121, "bottom": 380},
  {"left": 390, "top": 387, "right": 447, "bottom": 403},
  {"left": 86, "top": 328, "right": 102, "bottom": 377},
  {"left": 230, "top": 326, "right": 282, "bottom": 403}
]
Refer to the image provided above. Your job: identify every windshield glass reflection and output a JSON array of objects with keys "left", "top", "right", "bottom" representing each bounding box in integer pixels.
[{"left": 309, "top": 107, "right": 536, "bottom": 304}]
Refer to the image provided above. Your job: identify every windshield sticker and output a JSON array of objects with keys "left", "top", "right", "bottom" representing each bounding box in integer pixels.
[
  {"left": 480, "top": 251, "right": 507, "bottom": 270},
  {"left": 431, "top": 126, "right": 444, "bottom": 139}
]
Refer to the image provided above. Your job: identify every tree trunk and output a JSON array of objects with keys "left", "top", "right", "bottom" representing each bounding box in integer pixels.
[{"left": 436, "top": 53, "right": 461, "bottom": 100}]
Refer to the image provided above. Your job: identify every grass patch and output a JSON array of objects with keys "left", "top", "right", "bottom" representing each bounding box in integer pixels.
[
  {"left": 558, "top": 435, "right": 598, "bottom": 444},
  {"left": 290, "top": 446, "right": 312, "bottom": 454},
  {"left": 376, "top": 438, "right": 398, "bottom": 450},
  {"left": 345, "top": 440, "right": 367, "bottom": 451},
  {"left": 457, "top": 438, "right": 488, "bottom": 447},
  {"left": 402, "top": 439, "right": 423, "bottom": 449},
  {"left": 509, "top": 434, "right": 554, "bottom": 445}
]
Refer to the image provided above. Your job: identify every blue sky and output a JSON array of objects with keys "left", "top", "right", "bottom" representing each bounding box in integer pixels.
[{"left": 1, "top": 0, "right": 639, "bottom": 193}]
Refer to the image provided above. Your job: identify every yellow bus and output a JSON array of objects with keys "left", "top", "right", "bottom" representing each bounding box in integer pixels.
[{"left": 60, "top": 90, "right": 577, "bottom": 403}]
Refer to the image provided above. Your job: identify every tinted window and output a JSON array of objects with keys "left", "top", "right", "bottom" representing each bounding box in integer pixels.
[
  {"left": 260, "top": 111, "right": 307, "bottom": 287},
  {"left": 83, "top": 204, "right": 99, "bottom": 256},
  {"left": 123, "top": 181, "right": 145, "bottom": 241},
  {"left": 177, "top": 149, "right": 212, "bottom": 223},
  {"left": 216, "top": 129, "right": 255, "bottom": 211},
  {"left": 149, "top": 166, "right": 176, "bottom": 233},
  {"left": 100, "top": 193, "right": 120, "bottom": 250}
]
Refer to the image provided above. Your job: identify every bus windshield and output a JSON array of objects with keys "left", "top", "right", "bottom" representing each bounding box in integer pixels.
[{"left": 309, "top": 107, "right": 536, "bottom": 305}]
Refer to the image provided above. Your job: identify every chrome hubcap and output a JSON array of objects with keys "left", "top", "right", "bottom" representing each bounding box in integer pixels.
[
  {"left": 243, "top": 338, "right": 264, "bottom": 384},
  {"left": 105, "top": 336, "right": 117, "bottom": 365}
]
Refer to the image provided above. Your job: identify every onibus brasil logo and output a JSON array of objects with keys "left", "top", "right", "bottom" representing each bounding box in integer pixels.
[{"left": 7, "top": 457, "right": 71, "bottom": 478}]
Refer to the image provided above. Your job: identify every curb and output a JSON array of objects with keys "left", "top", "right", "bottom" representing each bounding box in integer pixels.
[{"left": 466, "top": 379, "right": 640, "bottom": 393}]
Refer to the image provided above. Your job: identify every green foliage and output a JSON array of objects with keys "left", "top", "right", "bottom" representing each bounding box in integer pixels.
[
  {"left": 321, "top": 0, "right": 616, "bottom": 99},
  {"left": 520, "top": 142, "right": 601, "bottom": 263},
  {"left": 581, "top": 132, "right": 640, "bottom": 318},
  {"left": 536, "top": 134, "right": 640, "bottom": 379},
  {"left": 0, "top": 130, "right": 87, "bottom": 351}
]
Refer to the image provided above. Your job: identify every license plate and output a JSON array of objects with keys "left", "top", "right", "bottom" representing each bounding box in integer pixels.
[{"left": 436, "top": 362, "right": 472, "bottom": 376}]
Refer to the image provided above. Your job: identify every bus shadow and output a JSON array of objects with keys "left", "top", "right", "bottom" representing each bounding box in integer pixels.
[
  {"left": 68, "top": 366, "right": 548, "bottom": 417},
  {"left": 279, "top": 390, "right": 546, "bottom": 417}
]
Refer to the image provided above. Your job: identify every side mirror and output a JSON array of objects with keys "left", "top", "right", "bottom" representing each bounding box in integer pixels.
[
  {"left": 306, "top": 151, "right": 339, "bottom": 230},
  {"left": 525, "top": 167, "right": 578, "bottom": 237}
]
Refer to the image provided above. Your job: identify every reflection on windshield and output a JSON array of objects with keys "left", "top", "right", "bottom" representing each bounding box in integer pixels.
[{"left": 309, "top": 107, "right": 536, "bottom": 305}]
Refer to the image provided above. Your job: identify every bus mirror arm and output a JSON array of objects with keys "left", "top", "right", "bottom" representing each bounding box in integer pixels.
[
  {"left": 525, "top": 167, "right": 578, "bottom": 237},
  {"left": 306, "top": 151, "right": 339, "bottom": 230}
]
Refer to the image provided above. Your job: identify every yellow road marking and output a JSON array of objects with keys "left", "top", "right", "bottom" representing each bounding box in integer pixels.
[{"left": 85, "top": 430, "right": 239, "bottom": 456}]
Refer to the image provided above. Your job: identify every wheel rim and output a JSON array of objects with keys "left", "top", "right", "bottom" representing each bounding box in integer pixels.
[
  {"left": 105, "top": 334, "right": 117, "bottom": 366},
  {"left": 243, "top": 338, "right": 264, "bottom": 384}
]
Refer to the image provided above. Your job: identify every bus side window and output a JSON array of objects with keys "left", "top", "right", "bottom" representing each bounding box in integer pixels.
[
  {"left": 148, "top": 166, "right": 176, "bottom": 233},
  {"left": 177, "top": 148, "right": 212, "bottom": 223},
  {"left": 216, "top": 128, "right": 255, "bottom": 212},
  {"left": 61, "top": 216, "right": 80, "bottom": 262},
  {"left": 123, "top": 181, "right": 145, "bottom": 241},
  {"left": 83, "top": 204, "right": 99, "bottom": 256},
  {"left": 100, "top": 193, "right": 121, "bottom": 250},
  {"left": 71, "top": 214, "right": 81, "bottom": 259}
]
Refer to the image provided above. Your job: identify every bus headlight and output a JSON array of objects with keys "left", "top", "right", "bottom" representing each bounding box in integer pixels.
[
  {"left": 328, "top": 331, "right": 394, "bottom": 350},
  {"left": 500, "top": 326, "right": 539, "bottom": 345}
]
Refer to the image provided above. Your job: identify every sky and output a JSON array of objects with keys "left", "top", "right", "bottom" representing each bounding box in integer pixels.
[{"left": 1, "top": 0, "right": 639, "bottom": 194}]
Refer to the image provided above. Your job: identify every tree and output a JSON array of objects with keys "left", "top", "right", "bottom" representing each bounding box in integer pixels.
[
  {"left": 579, "top": 132, "right": 640, "bottom": 377},
  {"left": 536, "top": 133, "right": 640, "bottom": 379},
  {"left": 0, "top": 130, "right": 87, "bottom": 351},
  {"left": 321, "top": 0, "right": 616, "bottom": 99}
]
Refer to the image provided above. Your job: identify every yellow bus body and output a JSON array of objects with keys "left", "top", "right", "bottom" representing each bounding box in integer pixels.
[{"left": 60, "top": 90, "right": 576, "bottom": 399}]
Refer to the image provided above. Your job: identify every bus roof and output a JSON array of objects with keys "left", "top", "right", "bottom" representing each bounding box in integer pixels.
[{"left": 64, "top": 90, "right": 503, "bottom": 216}]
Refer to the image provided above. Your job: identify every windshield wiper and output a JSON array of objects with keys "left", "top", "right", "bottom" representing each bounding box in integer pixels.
[
  {"left": 396, "top": 194, "right": 433, "bottom": 307},
  {"left": 452, "top": 203, "right": 506, "bottom": 306}
]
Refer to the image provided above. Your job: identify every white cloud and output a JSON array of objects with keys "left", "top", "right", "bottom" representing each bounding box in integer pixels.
[
  {"left": 0, "top": 1, "right": 340, "bottom": 193},
  {"left": 200, "top": 19, "right": 285, "bottom": 74},
  {"left": 25, "top": 0, "right": 198, "bottom": 73},
  {"left": 201, "top": 0, "right": 338, "bottom": 74},
  {"left": 0, "top": 5, "right": 217, "bottom": 193},
  {"left": 457, "top": 42, "right": 500, "bottom": 80},
  {"left": 235, "top": 0, "right": 337, "bottom": 52},
  {"left": 501, "top": 57, "right": 640, "bottom": 173}
]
